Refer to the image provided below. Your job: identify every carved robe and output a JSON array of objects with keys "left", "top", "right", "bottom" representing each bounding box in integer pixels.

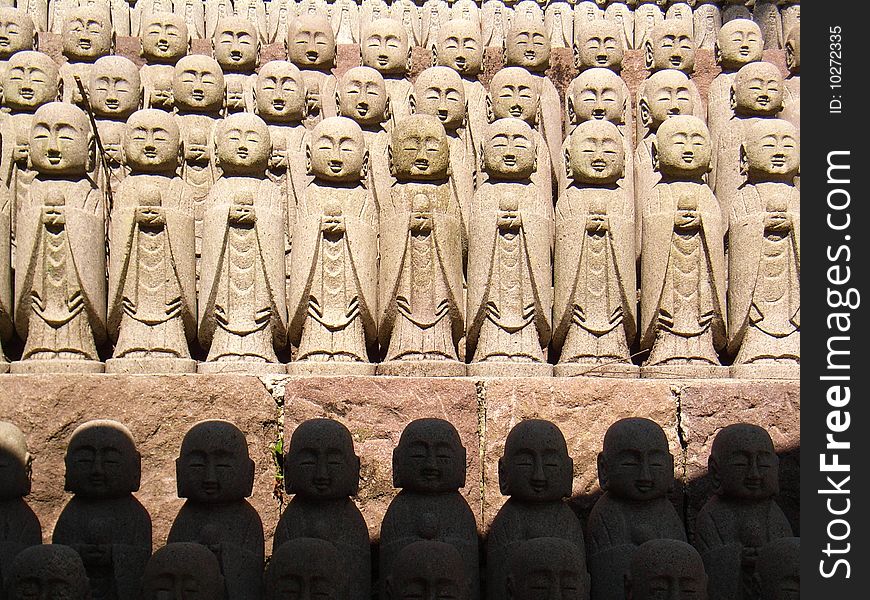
[
  {"left": 482, "top": 0, "right": 513, "bottom": 48},
  {"left": 574, "top": 1, "right": 603, "bottom": 27},
  {"left": 666, "top": 2, "right": 694, "bottom": 31},
  {"left": 0, "top": 184, "right": 10, "bottom": 368},
  {"left": 545, "top": 0, "right": 574, "bottom": 48},
  {"left": 330, "top": 0, "right": 360, "bottom": 44},
  {"left": 175, "top": 0, "right": 206, "bottom": 39},
  {"left": 223, "top": 73, "right": 257, "bottom": 114},
  {"left": 604, "top": 1, "right": 634, "bottom": 50},
  {"left": 384, "top": 77, "right": 414, "bottom": 130},
  {"left": 19, "top": 0, "right": 49, "bottom": 32},
  {"left": 300, "top": 70, "right": 338, "bottom": 129},
  {"left": 59, "top": 62, "right": 96, "bottom": 108},
  {"left": 95, "top": 120, "right": 128, "bottom": 201},
  {"left": 450, "top": 0, "right": 481, "bottom": 24},
  {"left": 359, "top": 0, "right": 390, "bottom": 27},
  {"left": 390, "top": 0, "right": 421, "bottom": 48},
  {"left": 266, "top": 0, "right": 293, "bottom": 44},
  {"left": 235, "top": 0, "right": 269, "bottom": 43},
  {"left": 420, "top": 0, "right": 449, "bottom": 50},
  {"left": 529, "top": 74, "right": 564, "bottom": 189},
  {"left": 783, "top": 76, "right": 800, "bottom": 132},
  {"left": 753, "top": 0, "right": 783, "bottom": 49},
  {"left": 0, "top": 499, "right": 42, "bottom": 588},
  {"left": 204, "top": 0, "right": 233, "bottom": 39},
  {"left": 634, "top": 1, "right": 664, "bottom": 49},
  {"left": 49, "top": 0, "right": 77, "bottom": 34},
  {"left": 693, "top": 1, "right": 722, "bottom": 50}
]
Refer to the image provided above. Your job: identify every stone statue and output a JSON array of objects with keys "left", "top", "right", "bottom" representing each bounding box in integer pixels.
[
  {"left": 634, "top": 0, "right": 664, "bottom": 49},
  {"left": 212, "top": 16, "right": 259, "bottom": 114},
  {"left": 0, "top": 156, "right": 9, "bottom": 371},
  {"left": 265, "top": 0, "right": 293, "bottom": 45},
  {"left": 514, "top": 0, "right": 545, "bottom": 25},
  {"left": 139, "top": 11, "right": 191, "bottom": 112},
  {"left": 420, "top": 0, "right": 449, "bottom": 50},
  {"left": 198, "top": 113, "right": 287, "bottom": 374},
  {"left": 59, "top": 5, "right": 114, "bottom": 108},
  {"left": 142, "top": 543, "right": 226, "bottom": 600},
  {"left": 626, "top": 539, "right": 708, "bottom": 600},
  {"left": 695, "top": 424, "right": 793, "bottom": 600},
  {"left": 588, "top": 418, "right": 686, "bottom": 600},
  {"left": 360, "top": 18, "right": 413, "bottom": 129},
  {"left": 359, "top": 0, "right": 391, "bottom": 41},
  {"left": 287, "top": 117, "right": 378, "bottom": 375},
  {"left": 780, "top": 1, "right": 799, "bottom": 44},
  {"left": 693, "top": 0, "right": 722, "bottom": 49},
  {"left": 545, "top": 0, "right": 574, "bottom": 49},
  {"left": 174, "top": 0, "right": 206, "bottom": 40},
  {"left": 5, "top": 544, "right": 91, "bottom": 600},
  {"left": 753, "top": 0, "right": 782, "bottom": 49},
  {"left": 385, "top": 541, "right": 472, "bottom": 600},
  {"left": 330, "top": 0, "right": 360, "bottom": 44},
  {"left": 782, "top": 27, "right": 799, "bottom": 131},
  {"left": 728, "top": 119, "right": 799, "bottom": 379},
  {"left": 665, "top": 1, "right": 693, "bottom": 27},
  {"left": 106, "top": 109, "right": 196, "bottom": 374},
  {"left": 49, "top": 0, "right": 76, "bottom": 34},
  {"left": 573, "top": 19, "right": 625, "bottom": 75},
  {"left": 757, "top": 538, "right": 799, "bottom": 600},
  {"left": 487, "top": 419, "right": 585, "bottom": 600},
  {"left": 265, "top": 538, "right": 346, "bottom": 600},
  {"left": 12, "top": 102, "right": 106, "bottom": 374},
  {"left": 0, "top": 7, "right": 37, "bottom": 101},
  {"left": 601, "top": 0, "right": 634, "bottom": 50},
  {"left": 639, "top": 115, "right": 727, "bottom": 378},
  {"left": 378, "top": 115, "right": 466, "bottom": 376},
  {"left": 505, "top": 537, "right": 591, "bottom": 600},
  {"left": 0, "top": 422, "right": 42, "bottom": 588},
  {"left": 274, "top": 418, "right": 371, "bottom": 600},
  {"left": 553, "top": 121, "right": 637, "bottom": 377},
  {"left": 467, "top": 118, "right": 553, "bottom": 377},
  {"left": 482, "top": 0, "right": 514, "bottom": 49},
  {"left": 52, "top": 420, "right": 152, "bottom": 600},
  {"left": 131, "top": 0, "right": 176, "bottom": 37},
  {"left": 389, "top": 0, "right": 421, "bottom": 49},
  {"left": 722, "top": 0, "right": 752, "bottom": 24},
  {"left": 204, "top": 0, "right": 233, "bottom": 40},
  {"left": 14, "top": 1, "right": 47, "bottom": 33},
  {"left": 296, "top": 0, "right": 330, "bottom": 21},
  {"left": 451, "top": 0, "right": 482, "bottom": 24},
  {"left": 286, "top": 13, "right": 338, "bottom": 128},
  {"left": 168, "top": 420, "right": 265, "bottom": 600},
  {"left": 574, "top": 0, "right": 603, "bottom": 27},
  {"left": 234, "top": 0, "right": 269, "bottom": 44}
]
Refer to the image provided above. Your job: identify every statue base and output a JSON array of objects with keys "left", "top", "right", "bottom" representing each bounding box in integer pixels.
[
  {"left": 377, "top": 359, "right": 467, "bottom": 377},
  {"left": 640, "top": 363, "right": 731, "bottom": 379},
  {"left": 554, "top": 362, "right": 640, "bottom": 378},
  {"left": 197, "top": 361, "right": 286, "bottom": 376},
  {"left": 731, "top": 362, "right": 800, "bottom": 380},
  {"left": 106, "top": 357, "right": 198, "bottom": 374},
  {"left": 288, "top": 361, "right": 377, "bottom": 376},
  {"left": 10, "top": 359, "right": 105, "bottom": 374},
  {"left": 467, "top": 361, "right": 554, "bottom": 378}
]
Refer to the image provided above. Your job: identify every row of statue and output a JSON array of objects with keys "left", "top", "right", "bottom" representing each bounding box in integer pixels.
[
  {"left": 0, "top": 416, "right": 798, "bottom": 599},
  {"left": 5, "top": 0, "right": 800, "bottom": 51}
]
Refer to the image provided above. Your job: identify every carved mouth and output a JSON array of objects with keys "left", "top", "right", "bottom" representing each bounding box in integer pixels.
[
  {"left": 595, "top": 54, "right": 609, "bottom": 65},
  {"left": 192, "top": 89, "right": 205, "bottom": 101},
  {"left": 414, "top": 159, "right": 430, "bottom": 171},
  {"left": 236, "top": 148, "right": 249, "bottom": 160},
  {"left": 230, "top": 50, "right": 243, "bottom": 62},
  {"left": 530, "top": 480, "right": 547, "bottom": 493},
  {"left": 743, "top": 478, "right": 762, "bottom": 490},
  {"left": 356, "top": 102, "right": 369, "bottom": 117},
  {"left": 78, "top": 39, "right": 92, "bottom": 51},
  {"left": 201, "top": 482, "right": 220, "bottom": 495},
  {"left": 681, "top": 152, "right": 695, "bottom": 163},
  {"left": 634, "top": 481, "right": 654, "bottom": 493},
  {"left": 591, "top": 108, "right": 606, "bottom": 119},
  {"left": 313, "top": 480, "right": 332, "bottom": 492},
  {"left": 19, "top": 87, "right": 34, "bottom": 100},
  {"left": 770, "top": 155, "right": 786, "bottom": 168},
  {"left": 436, "top": 109, "right": 449, "bottom": 122},
  {"left": 669, "top": 56, "right": 683, "bottom": 67},
  {"left": 756, "top": 95, "right": 770, "bottom": 107},
  {"left": 143, "top": 146, "right": 158, "bottom": 159},
  {"left": 524, "top": 50, "right": 536, "bottom": 61},
  {"left": 421, "top": 468, "right": 441, "bottom": 481},
  {"left": 157, "top": 39, "right": 170, "bottom": 52},
  {"left": 0, "top": 37, "right": 8, "bottom": 47},
  {"left": 502, "top": 155, "right": 517, "bottom": 167},
  {"left": 509, "top": 106, "right": 523, "bottom": 118},
  {"left": 377, "top": 55, "right": 389, "bottom": 67},
  {"left": 738, "top": 47, "right": 750, "bottom": 57},
  {"left": 306, "top": 50, "right": 319, "bottom": 62},
  {"left": 329, "top": 160, "right": 344, "bottom": 173},
  {"left": 591, "top": 158, "right": 607, "bottom": 172},
  {"left": 105, "top": 98, "right": 119, "bottom": 110},
  {"left": 272, "top": 99, "right": 286, "bottom": 111},
  {"left": 46, "top": 150, "right": 62, "bottom": 165},
  {"left": 454, "top": 56, "right": 467, "bottom": 71},
  {"left": 666, "top": 107, "right": 681, "bottom": 116}
]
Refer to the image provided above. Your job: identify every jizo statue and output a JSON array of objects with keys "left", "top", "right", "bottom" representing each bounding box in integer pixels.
[
  {"left": 573, "top": 20, "right": 626, "bottom": 75},
  {"left": 390, "top": 0, "right": 421, "bottom": 49},
  {"left": 505, "top": 537, "right": 591, "bottom": 600},
  {"left": 265, "top": 538, "right": 346, "bottom": 600},
  {"left": 286, "top": 13, "right": 338, "bottom": 129},
  {"left": 420, "top": 0, "right": 450, "bottom": 51},
  {"left": 265, "top": 0, "right": 293, "bottom": 45},
  {"left": 544, "top": 0, "right": 574, "bottom": 49},
  {"left": 330, "top": 0, "right": 361, "bottom": 44},
  {"left": 722, "top": 0, "right": 752, "bottom": 24},
  {"left": 639, "top": 115, "right": 727, "bottom": 378},
  {"left": 554, "top": 121, "right": 637, "bottom": 378},
  {"left": 0, "top": 166, "right": 9, "bottom": 372},
  {"left": 204, "top": 0, "right": 233, "bottom": 40},
  {"left": 385, "top": 541, "right": 472, "bottom": 600},
  {"left": 142, "top": 543, "right": 227, "bottom": 600},
  {"left": 5, "top": 544, "right": 91, "bottom": 600},
  {"left": 168, "top": 420, "right": 265, "bottom": 600},
  {"left": 52, "top": 420, "right": 152, "bottom": 600},
  {"left": 0, "top": 7, "right": 37, "bottom": 101},
  {"left": 757, "top": 537, "right": 799, "bottom": 600},
  {"left": 106, "top": 110, "right": 196, "bottom": 374},
  {"left": 753, "top": 0, "right": 782, "bottom": 49},
  {"left": 175, "top": 0, "right": 207, "bottom": 40},
  {"left": 131, "top": 0, "right": 178, "bottom": 37},
  {"left": 575, "top": 1, "right": 604, "bottom": 28},
  {"left": 0, "top": 421, "right": 42, "bottom": 583},
  {"left": 12, "top": 102, "right": 107, "bottom": 374},
  {"left": 626, "top": 539, "right": 708, "bottom": 600},
  {"left": 139, "top": 11, "right": 191, "bottom": 112},
  {"left": 693, "top": 0, "right": 723, "bottom": 50},
  {"left": 274, "top": 418, "right": 371, "bottom": 600},
  {"left": 212, "top": 16, "right": 259, "bottom": 114},
  {"left": 664, "top": 1, "right": 693, "bottom": 28},
  {"left": 601, "top": 0, "right": 634, "bottom": 50},
  {"left": 361, "top": 18, "right": 412, "bottom": 129},
  {"left": 59, "top": 5, "right": 114, "bottom": 108},
  {"left": 782, "top": 27, "right": 800, "bottom": 131},
  {"left": 451, "top": 0, "right": 482, "bottom": 24},
  {"left": 234, "top": 0, "right": 269, "bottom": 44},
  {"left": 287, "top": 117, "right": 378, "bottom": 375},
  {"left": 14, "top": 1, "right": 47, "bottom": 33},
  {"left": 634, "top": 0, "right": 665, "bottom": 49},
  {"left": 482, "top": 0, "right": 514, "bottom": 49},
  {"left": 780, "top": 1, "right": 800, "bottom": 48}
]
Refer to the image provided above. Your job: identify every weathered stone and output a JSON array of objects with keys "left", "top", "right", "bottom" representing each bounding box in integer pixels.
[
  {"left": 212, "top": 16, "right": 258, "bottom": 113},
  {"left": 627, "top": 539, "right": 709, "bottom": 600},
  {"left": 757, "top": 537, "right": 799, "bottom": 600},
  {"left": 265, "top": 537, "right": 345, "bottom": 600},
  {"left": 286, "top": 13, "right": 338, "bottom": 128},
  {"left": 139, "top": 11, "right": 190, "bottom": 112},
  {"left": 386, "top": 540, "right": 471, "bottom": 600},
  {"left": 5, "top": 544, "right": 90, "bottom": 600},
  {"left": 59, "top": 5, "right": 113, "bottom": 107},
  {"left": 507, "top": 537, "right": 590, "bottom": 600},
  {"left": 142, "top": 542, "right": 226, "bottom": 600}
]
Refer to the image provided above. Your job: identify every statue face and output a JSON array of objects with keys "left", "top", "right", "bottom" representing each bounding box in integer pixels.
[
  {"left": 600, "top": 418, "right": 673, "bottom": 502},
  {"left": 256, "top": 61, "right": 306, "bottom": 122},
  {"left": 655, "top": 116, "right": 711, "bottom": 177},
  {"left": 61, "top": 8, "right": 112, "bottom": 60},
  {"left": 177, "top": 421, "right": 254, "bottom": 503},
  {"left": 0, "top": 8, "right": 35, "bottom": 58},
  {"left": 569, "top": 69, "right": 624, "bottom": 124},
  {"left": 490, "top": 69, "right": 539, "bottom": 124},
  {"left": 8, "top": 546, "right": 90, "bottom": 600},
  {"left": 361, "top": 19, "right": 408, "bottom": 75},
  {"left": 500, "top": 420, "right": 572, "bottom": 502},
  {"left": 785, "top": 29, "right": 800, "bottom": 74},
  {"left": 506, "top": 22, "right": 550, "bottom": 71},
  {"left": 213, "top": 17, "right": 258, "bottom": 71},
  {"left": 125, "top": 110, "right": 181, "bottom": 171},
  {"left": 173, "top": 56, "right": 225, "bottom": 111},
  {"left": 307, "top": 117, "right": 366, "bottom": 182},
  {"left": 574, "top": 24, "right": 624, "bottom": 71},
  {"left": 734, "top": 63, "right": 784, "bottom": 116},
  {"left": 3, "top": 52, "right": 58, "bottom": 111},
  {"left": 216, "top": 114, "right": 270, "bottom": 173},
  {"left": 507, "top": 538, "right": 588, "bottom": 600},
  {"left": 484, "top": 119, "right": 536, "bottom": 180},
  {"left": 338, "top": 67, "right": 388, "bottom": 126},
  {"left": 758, "top": 539, "right": 799, "bottom": 600},
  {"left": 648, "top": 21, "right": 695, "bottom": 72},
  {"left": 389, "top": 542, "right": 469, "bottom": 600},
  {"left": 630, "top": 541, "right": 708, "bottom": 600},
  {"left": 437, "top": 20, "right": 483, "bottom": 76},
  {"left": 143, "top": 544, "right": 224, "bottom": 600},
  {"left": 712, "top": 425, "right": 779, "bottom": 501},
  {"left": 744, "top": 120, "right": 799, "bottom": 180},
  {"left": 568, "top": 121, "right": 624, "bottom": 184},
  {"left": 414, "top": 67, "right": 466, "bottom": 131},
  {"left": 394, "top": 419, "right": 465, "bottom": 493},
  {"left": 90, "top": 57, "right": 140, "bottom": 118},
  {"left": 287, "top": 15, "right": 336, "bottom": 69},
  {"left": 65, "top": 421, "right": 139, "bottom": 498},
  {"left": 30, "top": 103, "right": 91, "bottom": 175},
  {"left": 641, "top": 71, "right": 693, "bottom": 129},
  {"left": 0, "top": 422, "right": 30, "bottom": 500},
  {"left": 267, "top": 540, "right": 342, "bottom": 600},
  {"left": 717, "top": 19, "right": 763, "bottom": 69},
  {"left": 390, "top": 116, "right": 450, "bottom": 181},
  {"left": 141, "top": 14, "right": 189, "bottom": 62},
  {"left": 285, "top": 419, "right": 360, "bottom": 500}
]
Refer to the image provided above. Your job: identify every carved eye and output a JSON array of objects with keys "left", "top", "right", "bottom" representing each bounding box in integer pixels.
[
  {"left": 9, "top": 68, "right": 23, "bottom": 81},
  {"left": 261, "top": 77, "right": 276, "bottom": 91},
  {"left": 445, "top": 90, "right": 461, "bottom": 103}
]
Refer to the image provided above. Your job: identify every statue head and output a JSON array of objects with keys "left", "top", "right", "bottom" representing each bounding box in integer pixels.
[
  {"left": 0, "top": 421, "right": 32, "bottom": 500},
  {"left": 626, "top": 540, "right": 708, "bottom": 600},
  {"left": 566, "top": 120, "right": 625, "bottom": 185},
  {"left": 172, "top": 55, "right": 225, "bottom": 113},
  {"left": 566, "top": 68, "right": 626, "bottom": 127},
  {"left": 389, "top": 115, "right": 450, "bottom": 182},
  {"left": 142, "top": 543, "right": 226, "bottom": 600},
  {"left": 212, "top": 16, "right": 259, "bottom": 73},
  {"left": 715, "top": 19, "right": 763, "bottom": 71},
  {"left": 742, "top": 118, "right": 800, "bottom": 183},
  {"left": 30, "top": 102, "right": 93, "bottom": 176},
  {"left": 392, "top": 419, "right": 466, "bottom": 493},
  {"left": 0, "top": 7, "right": 36, "bottom": 59},
  {"left": 61, "top": 6, "right": 113, "bottom": 61},
  {"left": 498, "top": 419, "right": 573, "bottom": 502},
  {"left": 505, "top": 538, "right": 590, "bottom": 600},
  {"left": 255, "top": 60, "right": 306, "bottom": 123},
  {"left": 124, "top": 109, "right": 181, "bottom": 173},
  {"left": 337, "top": 66, "right": 389, "bottom": 127},
  {"left": 488, "top": 67, "right": 539, "bottom": 126},
  {"left": 412, "top": 66, "right": 466, "bottom": 132},
  {"left": 284, "top": 418, "right": 360, "bottom": 499},
  {"left": 2, "top": 50, "right": 58, "bottom": 112},
  {"left": 89, "top": 56, "right": 141, "bottom": 119},
  {"left": 176, "top": 420, "right": 255, "bottom": 503},
  {"left": 6, "top": 545, "right": 91, "bottom": 600},
  {"left": 286, "top": 14, "right": 336, "bottom": 70},
  {"left": 64, "top": 419, "right": 141, "bottom": 499},
  {"left": 306, "top": 117, "right": 367, "bottom": 183},
  {"left": 638, "top": 69, "right": 694, "bottom": 131},
  {"left": 505, "top": 18, "right": 550, "bottom": 72},
  {"left": 265, "top": 538, "right": 345, "bottom": 600},
  {"left": 573, "top": 20, "right": 624, "bottom": 72},
  {"left": 214, "top": 113, "right": 271, "bottom": 175},
  {"left": 785, "top": 27, "right": 800, "bottom": 75},
  {"left": 757, "top": 538, "right": 799, "bottom": 600},
  {"left": 652, "top": 115, "right": 711, "bottom": 179},
  {"left": 732, "top": 61, "right": 784, "bottom": 117},
  {"left": 435, "top": 19, "right": 484, "bottom": 77},
  {"left": 645, "top": 19, "right": 695, "bottom": 73},
  {"left": 140, "top": 11, "right": 189, "bottom": 63},
  {"left": 709, "top": 423, "right": 780, "bottom": 501},
  {"left": 597, "top": 418, "right": 674, "bottom": 502},
  {"left": 482, "top": 118, "right": 537, "bottom": 181},
  {"left": 385, "top": 541, "right": 470, "bottom": 600},
  {"left": 361, "top": 18, "right": 410, "bottom": 76}
]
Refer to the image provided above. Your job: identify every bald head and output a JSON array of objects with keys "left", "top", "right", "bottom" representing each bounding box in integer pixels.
[
  {"left": 716, "top": 19, "right": 763, "bottom": 70},
  {"left": 0, "top": 7, "right": 36, "bottom": 58},
  {"left": 710, "top": 423, "right": 779, "bottom": 500},
  {"left": 500, "top": 420, "right": 573, "bottom": 501},
  {"left": 307, "top": 117, "right": 367, "bottom": 182},
  {"left": 489, "top": 67, "right": 539, "bottom": 125},
  {"left": 285, "top": 418, "right": 360, "bottom": 498},
  {"left": 436, "top": 18, "right": 484, "bottom": 76},
  {"left": 390, "top": 114, "right": 450, "bottom": 181},
  {"left": 506, "top": 17, "right": 550, "bottom": 72},
  {"left": 177, "top": 420, "right": 254, "bottom": 503},
  {"left": 413, "top": 66, "right": 466, "bottom": 131},
  {"left": 0, "top": 421, "right": 31, "bottom": 499},
  {"left": 567, "top": 120, "right": 625, "bottom": 184},
  {"left": 65, "top": 419, "right": 141, "bottom": 498},
  {"left": 506, "top": 538, "right": 589, "bottom": 600},
  {"left": 361, "top": 18, "right": 409, "bottom": 75},
  {"left": 90, "top": 56, "right": 141, "bottom": 118},
  {"left": 6, "top": 545, "right": 90, "bottom": 600},
  {"left": 337, "top": 66, "right": 388, "bottom": 126},
  {"left": 646, "top": 18, "right": 696, "bottom": 73},
  {"left": 143, "top": 543, "right": 226, "bottom": 600},
  {"left": 387, "top": 541, "right": 470, "bottom": 600},
  {"left": 733, "top": 61, "right": 784, "bottom": 116},
  {"left": 568, "top": 68, "right": 627, "bottom": 126},
  {"left": 628, "top": 540, "right": 707, "bottom": 600},
  {"left": 394, "top": 418, "right": 466, "bottom": 492},
  {"left": 574, "top": 19, "right": 624, "bottom": 72},
  {"left": 640, "top": 69, "right": 694, "bottom": 130},
  {"left": 215, "top": 112, "right": 272, "bottom": 174},
  {"left": 265, "top": 538, "right": 344, "bottom": 600},
  {"left": 757, "top": 538, "right": 799, "bottom": 600}
]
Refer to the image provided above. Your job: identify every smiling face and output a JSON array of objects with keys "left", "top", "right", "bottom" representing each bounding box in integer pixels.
[
  {"left": 0, "top": 421, "right": 31, "bottom": 500},
  {"left": 255, "top": 61, "right": 306, "bottom": 123},
  {"left": 172, "top": 55, "right": 225, "bottom": 112},
  {"left": 413, "top": 67, "right": 466, "bottom": 131},
  {"left": 285, "top": 419, "right": 360, "bottom": 500},
  {"left": 629, "top": 540, "right": 708, "bottom": 600},
  {"left": 507, "top": 538, "right": 589, "bottom": 600},
  {"left": 390, "top": 115, "right": 450, "bottom": 181},
  {"left": 733, "top": 62, "right": 784, "bottom": 116},
  {"left": 64, "top": 420, "right": 140, "bottom": 499},
  {"left": 287, "top": 14, "right": 336, "bottom": 70},
  {"left": 125, "top": 109, "right": 181, "bottom": 172},
  {"left": 0, "top": 7, "right": 35, "bottom": 59},
  {"left": 307, "top": 117, "right": 366, "bottom": 183},
  {"left": 568, "top": 120, "right": 624, "bottom": 184},
  {"left": 61, "top": 7, "right": 113, "bottom": 61},
  {"left": 654, "top": 115, "right": 711, "bottom": 178},
  {"left": 489, "top": 67, "right": 539, "bottom": 125},
  {"left": 646, "top": 19, "right": 695, "bottom": 72},
  {"left": 30, "top": 103, "right": 91, "bottom": 175},
  {"left": 338, "top": 66, "right": 388, "bottom": 126},
  {"left": 574, "top": 21, "right": 624, "bottom": 71},
  {"left": 2, "top": 51, "right": 58, "bottom": 111},
  {"left": 483, "top": 119, "right": 536, "bottom": 180},
  {"left": 141, "top": 13, "right": 189, "bottom": 62},
  {"left": 599, "top": 418, "right": 673, "bottom": 502},
  {"left": 388, "top": 542, "right": 469, "bottom": 600},
  {"left": 505, "top": 19, "right": 550, "bottom": 72},
  {"left": 710, "top": 424, "right": 779, "bottom": 501},
  {"left": 500, "top": 420, "right": 572, "bottom": 502},
  {"left": 361, "top": 19, "right": 409, "bottom": 75},
  {"left": 436, "top": 19, "right": 484, "bottom": 77},
  {"left": 568, "top": 68, "right": 625, "bottom": 125},
  {"left": 640, "top": 69, "right": 694, "bottom": 130},
  {"left": 212, "top": 17, "right": 258, "bottom": 72},
  {"left": 176, "top": 420, "right": 254, "bottom": 503},
  {"left": 215, "top": 113, "right": 270, "bottom": 174},
  {"left": 744, "top": 119, "right": 800, "bottom": 182},
  {"left": 393, "top": 419, "right": 466, "bottom": 493},
  {"left": 90, "top": 56, "right": 141, "bottom": 119},
  {"left": 716, "top": 19, "right": 763, "bottom": 71}
]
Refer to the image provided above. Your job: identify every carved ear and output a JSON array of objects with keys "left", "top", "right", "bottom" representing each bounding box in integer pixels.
[
  {"left": 31, "top": 29, "right": 37, "bottom": 51},
  {"left": 739, "top": 142, "right": 749, "bottom": 178},
  {"left": 714, "top": 41, "right": 722, "bottom": 67},
  {"left": 305, "top": 143, "right": 312, "bottom": 175},
  {"left": 730, "top": 85, "right": 737, "bottom": 112},
  {"left": 485, "top": 94, "right": 494, "bottom": 124},
  {"left": 566, "top": 95, "right": 577, "bottom": 125},
  {"left": 498, "top": 456, "right": 510, "bottom": 496},
  {"left": 572, "top": 43, "right": 581, "bottom": 69},
  {"left": 709, "top": 454, "right": 722, "bottom": 494},
  {"left": 564, "top": 145, "right": 572, "bottom": 180},
  {"left": 177, "top": 138, "right": 185, "bottom": 171},
  {"left": 361, "top": 149, "right": 369, "bottom": 181},
  {"left": 639, "top": 95, "right": 652, "bottom": 128},
  {"left": 334, "top": 90, "right": 343, "bottom": 116},
  {"left": 87, "top": 133, "right": 96, "bottom": 174},
  {"left": 406, "top": 46, "right": 413, "bottom": 73},
  {"left": 651, "top": 139, "right": 660, "bottom": 173},
  {"left": 139, "top": 36, "right": 146, "bottom": 59},
  {"left": 388, "top": 143, "right": 396, "bottom": 177},
  {"left": 383, "top": 96, "right": 392, "bottom": 122},
  {"left": 408, "top": 91, "right": 416, "bottom": 114},
  {"left": 431, "top": 45, "right": 438, "bottom": 68},
  {"left": 644, "top": 39, "right": 654, "bottom": 69},
  {"left": 597, "top": 452, "right": 609, "bottom": 491},
  {"left": 111, "top": 31, "right": 117, "bottom": 54}
]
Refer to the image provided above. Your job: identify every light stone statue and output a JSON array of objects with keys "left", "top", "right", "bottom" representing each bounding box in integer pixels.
[
  {"left": 139, "top": 11, "right": 191, "bottom": 112},
  {"left": 0, "top": 181, "right": 8, "bottom": 371},
  {"left": 386, "top": 541, "right": 472, "bottom": 600},
  {"left": 6, "top": 544, "right": 91, "bottom": 600},
  {"left": 198, "top": 113, "right": 287, "bottom": 374},
  {"left": 545, "top": 0, "right": 574, "bottom": 49},
  {"left": 486, "top": 419, "right": 585, "bottom": 600},
  {"left": 265, "top": 538, "right": 347, "bottom": 600},
  {"left": 587, "top": 418, "right": 686, "bottom": 600},
  {"left": 467, "top": 118, "right": 553, "bottom": 377},
  {"left": 753, "top": 0, "right": 782, "bottom": 49},
  {"left": 52, "top": 420, "right": 152, "bottom": 600},
  {"left": 757, "top": 538, "right": 799, "bottom": 600},
  {"left": 14, "top": 1, "right": 47, "bottom": 33},
  {"left": 722, "top": 0, "right": 752, "bottom": 24},
  {"left": 695, "top": 424, "right": 793, "bottom": 600},
  {"left": 420, "top": 0, "right": 449, "bottom": 50},
  {"left": 554, "top": 121, "right": 637, "bottom": 378},
  {"left": 106, "top": 109, "right": 196, "bottom": 374},
  {"left": 574, "top": 0, "right": 603, "bottom": 28},
  {"left": 693, "top": 0, "right": 722, "bottom": 49},
  {"left": 780, "top": 0, "right": 799, "bottom": 45},
  {"left": 782, "top": 27, "right": 799, "bottom": 131},
  {"left": 626, "top": 540, "right": 708, "bottom": 600},
  {"left": 107, "top": 0, "right": 132, "bottom": 36},
  {"left": 12, "top": 102, "right": 106, "bottom": 374},
  {"left": 0, "top": 7, "right": 37, "bottom": 102},
  {"left": 0, "top": 422, "right": 42, "bottom": 585},
  {"left": 287, "top": 116, "right": 378, "bottom": 375},
  {"left": 274, "top": 419, "right": 371, "bottom": 600},
  {"left": 451, "top": 0, "right": 482, "bottom": 24},
  {"left": 174, "top": 0, "right": 206, "bottom": 40},
  {"left": 131, "top": 0, "right": 176, "bottom": 37},
  {"left": 378, "top": 115, "right": 465, "bottom": 376},
  {"left": 601, "top": 0, "right": 634, "bottom": 50},
  {"left": 639, "top": 115, "right": 727, "bottom": 378},
  {"left": 234, "top": 0, "right": 269, "bottom": 44},
  {"left": 359, "top": 0, "right": 391, "bottom": 36},
  {"left": 330, "top": 0, "right": 360, "bottom": 44},
  {"left": 296, "top": 0, "right": 330, "bottom": 21},
  {"left": 212, "top": 16, "right": 259, "bottom": 114},
  {"left": 142, "top": 543, "right": 226, "bottom": 600},
  {"left": 59, "top": 5, "right": 114, "bottom": 108},
  {"left": 169, "top": 420, "right": 265, "bottom": 600},
  {"left": 204, "top": 0, "right": 233, "bottom": 40},
  {"left": 506, "top": 537, "right": 591, "bottom": 600},
  {"left": 482, "top": 0, "right": 514, "bottom": 49},
  {"left": 389, "top": 0, "right": 421, "bottom": 49},
  {"left": 265, "top": 0, "right": 293, "bottom": 45},
  {"left": 361, "top": 18, "right": 413, "bottom": 129},
  {"left": 573, "top": 19, "right": 625, "bottom": 75},
  {"left": 634, "top": 0, "right": 664, "bottom": 49},
  {"left": 728, "top": 119, "right": 799, "bottom": 379},
  {"left": 514, "top": 0, "right": 544, "bottom": 25},
  {"left": 49, "top": 0, "right": 76, "bottom": 34},
  {"left": 286, "top": 13, "right": 338, "bottom": 128}
]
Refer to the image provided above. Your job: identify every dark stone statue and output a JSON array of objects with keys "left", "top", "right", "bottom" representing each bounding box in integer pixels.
[
  {"left": 757, "top": 537, "right": 799, "bottom": 600},
  {"left": 506, "top": 537, "right": 590, "bottom": 600},
  {"left": 141, "top": 543, "right": 226, "bottom": 600},
  {"left": 626, "top": 539, "right": 708, "bottom": 600},
  {"left": 384, "top": 540, "right": 471, "bottom": 600},
  {"left": 6, "top": 544, "right": 90, "bottom": 600},
  {"left": 264, "top": 538, "right": 345, "bottom": 600}
]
